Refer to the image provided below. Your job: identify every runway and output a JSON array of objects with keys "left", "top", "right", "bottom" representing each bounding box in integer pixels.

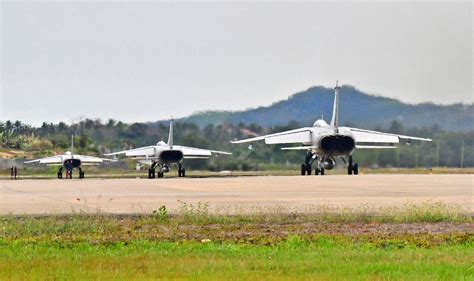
[{"left": 0, "top": 175, "right": 472, "bottom": 215}]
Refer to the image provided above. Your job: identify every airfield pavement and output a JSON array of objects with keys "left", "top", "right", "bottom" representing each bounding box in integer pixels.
[{"left": 0, "top": 174, "right": 472, "bottom": 215}]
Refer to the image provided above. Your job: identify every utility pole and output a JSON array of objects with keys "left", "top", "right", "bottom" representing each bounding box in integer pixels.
[
  {"left": 460, "top": 140, "right": 464, "bottom": 168},
  {"left": 436, "top": 142, "right": 440, "bottom": 167}
]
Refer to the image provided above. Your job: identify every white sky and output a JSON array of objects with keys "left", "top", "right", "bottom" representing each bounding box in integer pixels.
[{"left": 1, "top": 1, "right": 472, "bottom": 126}]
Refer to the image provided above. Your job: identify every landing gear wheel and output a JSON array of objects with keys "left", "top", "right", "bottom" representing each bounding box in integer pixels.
[
  {"left": 347, "top": 156, "right": 359, "bottom": 175},
  {"left": 158, "top": 171, "right": 164, "bottom": 178},
  {"left": 306, "top": 164, "right": 312, "bottom": 175},
  {"left": 57, "top": 171, "right": 62, "bottom": 179},
  {"left": 315, "top": 167, "right": 325, "bottom": 176},
  {"left": 178, "top": 164, "right": 186, "bottom": 177},
  {"left": 79, "top": 170, "right": 85, "bottom": 179}
]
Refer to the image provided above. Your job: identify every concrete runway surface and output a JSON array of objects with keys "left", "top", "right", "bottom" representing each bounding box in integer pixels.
[{"left": 0, "top": 175, "right": 472, "bottom": 215}]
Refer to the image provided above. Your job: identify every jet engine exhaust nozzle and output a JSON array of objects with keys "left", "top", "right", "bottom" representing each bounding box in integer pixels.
[
  {"left": 320, "top": 135, "right": 355, "bottom": 156},
  {"left": 160, "top": 150, "right": 184, "bottom": 163}
]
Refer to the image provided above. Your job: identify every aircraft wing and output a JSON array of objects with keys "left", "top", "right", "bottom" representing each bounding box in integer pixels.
[
  {"left": 176, "top": 145, "right": 231, "bottom": 159},
  {"left": 104, "top": 146, "right": 158, "bottom": 158},
  {"left": 74, "top": 155, "right": 117, "bottom": 165},
  {"left": 231, "top": 127, "right": 313, "bottom": 145},
  {"left": 340, "top": 127, "right": 432, "bottom": 143},
  {"left": 24, "top": 155, "right": 63, "bottom": 165}
]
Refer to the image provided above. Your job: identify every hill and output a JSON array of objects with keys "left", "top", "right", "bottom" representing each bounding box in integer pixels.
[{"left": 180, "top": 85, "right": 473, "bottom": 131}]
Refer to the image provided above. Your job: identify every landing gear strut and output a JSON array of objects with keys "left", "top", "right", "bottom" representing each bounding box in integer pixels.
[
  {"left": 315, "top": 166, "right": 325, "bottom": 175},
  {"left": 79, "top": 168, "right": 85, "bottom": 179},
  {"left": 347, "top": 155, "right": 359, "bottom": 175},
  {"left": 178, "top": 163, "right": 186, "bottom": 177}
]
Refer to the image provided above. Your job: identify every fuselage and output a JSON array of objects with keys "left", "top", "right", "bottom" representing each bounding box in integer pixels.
[
  {"left": 307, "top": 119, "right": 356, "bottom": 157},
  {"left": 62, "top": 152, "right": 82, "bottom": 170},
  {"left": 128, "top": 141, "right": 185, "bottom": 166}
]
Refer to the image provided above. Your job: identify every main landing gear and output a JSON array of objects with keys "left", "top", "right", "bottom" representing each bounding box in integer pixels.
[
  {"left": 57, "top": 167, "right": 85, "bottom": 179},
  {"left": 79, "top": 168, "right": 85, "bottom": 179},
  {"left": 347, "top": 155, "right": 359, "bottom": 175},
  {"left": 301, "top": 152, "right": 325, "bottom": 176},
  {"left": 301, "top": 153, "right": 359, "bottom": 176},
  {"left": 178, "top": 163, "right": 186, "bottom": 178},
  {"left": 148, "top": 163, "right": 183, "bottom": 179}
]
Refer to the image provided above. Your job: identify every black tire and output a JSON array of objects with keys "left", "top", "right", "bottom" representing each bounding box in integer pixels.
[
  {"left": 348, "top": 165, "right": 353, "bottom": 175},
  {"left": 301, "top": 164, "right": 306, "bottom": 176},
  {"left": 320, "top": 168, "right": 325, "bottom": 176},
  {"left": 306, "top": 164, "right": 312, "bottom": 175},
  {"left": 353, "top": 164, "right": 359, "bottom": 175},
  {"left": 57, "top": 172, "right": 62, "bottom": 179},
  {"left": 314, "top": 168, "right": 319, "bottom": 175},
  {"left": 181, "top": 168, "right": 185, "bottom": 177},
  {"left": 158, "top": 172, "right": 164, "bottom": 178}
]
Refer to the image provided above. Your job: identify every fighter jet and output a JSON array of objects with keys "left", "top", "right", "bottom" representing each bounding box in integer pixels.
[
  {"left": 25, "top": 136, "right": 115, "bottom": 179},
  {"left": 105, "top": 120, "right": 231, "bottom": 178},
  {"left": 231, "top": 81, "right": 432, "bottom": 175}
]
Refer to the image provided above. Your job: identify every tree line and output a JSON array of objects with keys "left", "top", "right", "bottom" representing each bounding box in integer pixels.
[{"left": 1, "top": 119, "right": 472, "bottom": 170}]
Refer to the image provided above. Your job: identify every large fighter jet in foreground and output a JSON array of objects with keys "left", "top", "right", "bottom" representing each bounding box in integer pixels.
[
  {"left": 105, "top": 120, "right": 231, "bottom": 178},
  {"left": 25, "top": 136, "right": 115, "bottom": 179},
  {"left": 232, "top": 82, "right": 432, "bottom": 175}
]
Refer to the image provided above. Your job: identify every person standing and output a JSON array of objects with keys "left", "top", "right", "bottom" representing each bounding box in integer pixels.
[
  {"left": 10, "top": 166, "right": 14, "bottom": 180},
  {"left": 14, "top": 166, "right": 18, "bottom": 180}
]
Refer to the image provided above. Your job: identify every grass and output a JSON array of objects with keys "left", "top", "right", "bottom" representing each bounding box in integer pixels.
[
  {"left": 1, "top": 240, "right": 472, "bottom": 280},
  {"left": 1, "top": 202, "right": 472, "bottom": 280}
]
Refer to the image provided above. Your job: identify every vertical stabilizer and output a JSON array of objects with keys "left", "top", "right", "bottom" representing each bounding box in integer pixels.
[
  {"left": 330, "top": 81, "right": 340, "bottom": 132},
  {"left": 168, "top": 119, "right": 174, "bottom": 148},
  {"left": 71, "top": 135, "right": 74, "bottom": 154}
]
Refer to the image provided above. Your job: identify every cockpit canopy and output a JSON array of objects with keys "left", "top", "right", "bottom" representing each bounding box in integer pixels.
[
  {"left": 157, "top": 141, "right": 167, "bottom": 146},
  {"left": 313, "top": 119, "right": 329, "bottom": 127},
  {"left": 65, "top": 151, "right": 72, "bottom": 156}
]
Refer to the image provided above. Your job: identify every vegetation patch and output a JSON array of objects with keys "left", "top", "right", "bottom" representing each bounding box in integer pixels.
[{"left": 1, "top": 202, "right": 472, "bottom": 279}]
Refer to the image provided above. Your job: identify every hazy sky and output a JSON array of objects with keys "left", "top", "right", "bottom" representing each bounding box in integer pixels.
[{"left": 1, "top": 1, "right": 472, "bottom": 126}]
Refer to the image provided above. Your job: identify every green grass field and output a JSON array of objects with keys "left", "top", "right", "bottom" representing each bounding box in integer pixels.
[
  {"left": 1, "top": 203, "right": 473, "bottom": 280},
  {"left": 2, "top": 240, "right": 472, "bottom": 280}
]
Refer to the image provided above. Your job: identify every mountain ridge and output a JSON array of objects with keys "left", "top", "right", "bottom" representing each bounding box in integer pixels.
[{"left": 174, "top": 85, "right": 473, "bottom": 131}]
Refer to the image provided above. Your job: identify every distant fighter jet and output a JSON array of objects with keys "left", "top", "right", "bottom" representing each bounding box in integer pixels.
[
  {"left": 105, "top": 120, "right": 231, "bottom": 178},
  {"left": 232, "top": 81, "right": 432, "bottom": 175},
  {"left": 25, "top": 136, "right": 115, "bottom": 179}
]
